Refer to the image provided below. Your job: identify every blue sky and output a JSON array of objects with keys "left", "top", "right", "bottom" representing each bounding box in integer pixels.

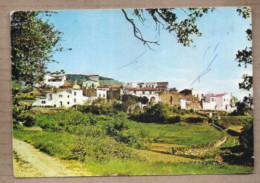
[{"left": 43, "top": 7, "right": 252, "bottom": 100}]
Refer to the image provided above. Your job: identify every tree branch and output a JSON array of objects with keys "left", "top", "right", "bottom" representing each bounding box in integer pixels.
[{"left": 121, "top": 9, "right": 159, "bottom": 49}]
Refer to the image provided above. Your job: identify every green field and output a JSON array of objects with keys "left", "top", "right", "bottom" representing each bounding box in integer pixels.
[
  {"left": 13, "top": 108, "right": 253, "bottom": 176},
  {"left": 126, "top": 121, "right": 225, "bottom": 147}
]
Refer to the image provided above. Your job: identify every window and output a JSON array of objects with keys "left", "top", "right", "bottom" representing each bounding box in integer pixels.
[
  {"left": 59, "top": 94, "right": 63, "bottom": 98},
  {"left": 143, "top": 91, "right": 145, "bottom": 94},
  {"left": 150, "top": 91, "right": 152, "bottom": 94},
  {"left": 74, "top": 92, "right": 76, "bottom": 96},
  {"left": 42, "top": 101, "right": 46, "bottom": 104},
  {"left": 67, "top": 95, "right": 70, "bottom": 98},
  {"left": 224, "top": 99, "right": 225, "bottom": 101},
  {"left": 67, "top": 102, "right": 70, "bottom": 105},
  {"left": 211, "top": 98, "right": 214, "bottom": 102},
  {"left": 103, "top": 94, "right": 105, "bottom": 97},
  {"left": 99, "top": 94, "right": 101, "bottom": 97},
  {"left": 74, "top": 99, "right": 76, "bottom": 103}
]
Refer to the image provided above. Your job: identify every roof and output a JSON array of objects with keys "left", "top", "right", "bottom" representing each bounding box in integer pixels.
[
  {"left": 98, "top": 84, "right": 122, "bottom": 88},
  {"left": 143, "top": 82, "right": 157, "bottom": 85},
  {"left": 216, "top": 93, "right": 227, "bottom": 97},
  {"left": 156, "top": 82, "right": 168, "bottom": 86},
  {"left": 61, "top": 81, "right": 73, "bottom": 87},
  {"left": 127, "top": 87, "right": 156, "bottom": 91}
]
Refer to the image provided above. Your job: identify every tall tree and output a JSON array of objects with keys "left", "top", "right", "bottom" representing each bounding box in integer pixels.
[
  {"left": 11, "top": 11, "right": 67, "bottom": 86},
  {"left": 236, "top": 7, "right": 253, "bottom": 107}
]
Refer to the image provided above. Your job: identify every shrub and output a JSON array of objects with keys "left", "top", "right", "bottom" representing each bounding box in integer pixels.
[
  {"left": 239, "top": 120, "right": 253, "bottom": 162},
  {"left": 184, "top": 116, "right": 205, "bottom": 123},
  {"left": 168, "top": 115, "right": 181, "bottom": 124},
  {"left": 18, "top": 112, "right": 35, "bottom": 127}
]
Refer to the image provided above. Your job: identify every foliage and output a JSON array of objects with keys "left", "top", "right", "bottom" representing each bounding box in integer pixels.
[
  {"left": 235, "top": 7, "right": 253, "bottom": 107},
  {"left": 219, "top": 116, "right": 252, "bottom": 128},
  {"left": 11, "top": 11, "right": 68, "bottom": 86},
  {"left": 123, "top": 8, "right": 214, "bottom": 48},
  {"left": 239, "top": 120, "right": 254, "bottom": 161},
  {"left": 168, "top": 115, "right": 181, "bottom": 124},
  {"left": 78, "top": 99, "right": 115, "bottom": 115},
  {"left": 230, "top": 101, "right": 252, "bottom": 116}
]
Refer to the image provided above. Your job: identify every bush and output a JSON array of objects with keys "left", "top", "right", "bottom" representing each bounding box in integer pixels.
[
  {"left": 18, "top": 112, "right": 35, "bottom": 127},
  {"left": 67, "top": 136, "right": 138, "bottom": 162},
  {"left": 116, "top": 129, "right": 147, "bottom": 149},
  {"left": 168, "top": 115, "right": 181, "bottom": 124},
  {"left": 239, "top": 120, "right": 254, "bottom": 162},
  {"left": 183, "top": 116, "right": 206, "bottom": 123}
]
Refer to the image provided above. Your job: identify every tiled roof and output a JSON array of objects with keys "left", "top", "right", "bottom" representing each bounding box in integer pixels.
[
  {"left": 216, "top": 93, "right": 227, "bottom": 97},
  {"left": 156, "top": 82, "right": 168, "bottom": 86},
  {"left": 98, "top": 84, "right": 122, "bottom": 88},
  {"left": 127, "top": 87, "right": 156, "bottom": 91},
  {"left": 61, "top": 81, "right": 73, "bottom": 87}
]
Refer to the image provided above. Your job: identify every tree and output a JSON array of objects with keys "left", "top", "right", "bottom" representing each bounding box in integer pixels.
[
  {"left": 122, "top": 8, "right": 214, "bottom": 48},
  {"left": 11, "top": 11, "right": 68, "bottom": 86},
  {"left": 239, "top": 120, "right": 254, "bottom": 163},
  {"left": 235, "top": 7, "right": 253, "bottom": 107}
]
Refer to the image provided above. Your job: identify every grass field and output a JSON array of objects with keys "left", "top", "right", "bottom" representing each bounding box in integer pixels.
[
  {"left": 126, "top": 121, "right": 225, "bottom": 147},
  {"left": 13, "top": 109, "right": 253, "bottom": 176},
  {"left": 13, "top": 130, "right": 253, "bottom": 176}
]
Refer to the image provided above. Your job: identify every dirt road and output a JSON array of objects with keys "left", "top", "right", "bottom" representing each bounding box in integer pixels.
[{"left": 13, "top": 138, "right": 90, "bottom": 177}]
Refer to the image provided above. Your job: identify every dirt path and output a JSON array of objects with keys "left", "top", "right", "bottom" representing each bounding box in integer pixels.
[{"left": 13, "top": 138, "right": 90, "bottom": 177}]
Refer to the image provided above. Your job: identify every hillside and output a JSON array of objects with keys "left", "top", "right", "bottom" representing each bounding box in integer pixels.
[{"left": 65, "top": 74, "right": 121, "bottom": 85}]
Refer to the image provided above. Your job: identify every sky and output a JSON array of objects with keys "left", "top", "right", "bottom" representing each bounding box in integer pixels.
[{"left": 42, "top": 7, "right": 252, "bottom": 100}]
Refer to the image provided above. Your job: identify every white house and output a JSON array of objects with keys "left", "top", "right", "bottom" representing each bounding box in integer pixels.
[
  {"left": 191, "top": 89, "right": 208, "bottom": 101},
  {"left": 180, "top": 99, "right": 187, "bottom": 109},
  {"left": 32, "top": 89, "right": 89, "bottom": 108},
  {"left": 124, "top": 88, "right": 160, "bottom": 103},
  {"left": 138, "top": 82, "right": 158, "bottom": 89},
  {"left": 44, "top": 75, "right": 66, "bottom": 88},
  {"left": 97, "top": 88, "right": 107, "bottom": 99},
  {"left": 122, "top": 82, "right": 139, "bottom": 88},
  {"left": 215, "top": 93, "right": 237, "bottom": 112},
  {"left": 201, "top": 92, "right": 236, "bottom": 112},
  {"left": 82, "top": 79, "right": 99, "bottom": 89},
  {"left": 202, "top": 93, "right": 217, "bottom": 110}
]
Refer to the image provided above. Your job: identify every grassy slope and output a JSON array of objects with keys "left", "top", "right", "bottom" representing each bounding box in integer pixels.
[{"left": 126, "top": 121, "right": 225, "bottom": 147}]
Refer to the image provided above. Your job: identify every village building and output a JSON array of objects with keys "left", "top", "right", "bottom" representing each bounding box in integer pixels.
[
  {"left": 82, "top": 79, "right": 99, "bottom": 89},
  {"left": 124, "top": 88, "right": 160, "bottom": 103},
  {"left": 138, "top": 82, "right": 157, "bottom": 89},
  {"left": 44, "top": 75, "right": 66, "bottom": 88},
  {"left": 179, "top": 88, "right": 208, "bottom": 101},
  {"left": 97, "top": 88, "right": 107, "bottom": 99},
  {"left": 32, "top": 88, "right": 89, "bottom": 108},
  {"left": 160, "top": 92, "right": 180, "bottom": 106},
  {"left": 60, "top": 81, "right": 74, "bottom": 88},
  {"left": 122, "top": 82, "right": 139, "bottom": 88},
  {"left": 156, "top": 82, "right": 169, "bottom": 92},
  {"left": 202, "top": 93, "right": 217, "bottom": 110},
  {"left": 215, "top": 93, "right": 237, "bottom": 112},
  {"left": 106, "top": 85, "right": 123, "bottom": 100},
  {"left": 179, "top": 93, "right": 202, "bottom": 110}
]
